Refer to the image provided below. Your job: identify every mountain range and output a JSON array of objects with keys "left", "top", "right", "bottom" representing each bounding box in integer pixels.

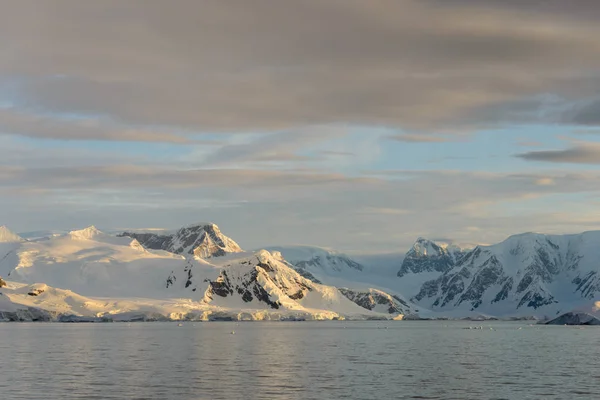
[{"left": 0, "top": 223, "right": 598, "bottom": 321}]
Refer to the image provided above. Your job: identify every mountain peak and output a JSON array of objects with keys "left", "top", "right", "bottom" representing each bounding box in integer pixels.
[
  {"left": 398, "top": 237, "right": 470, "bottom": 277},
  {"left": 120, "top": 222, "right": 242, "bottom": 258},
  {"left": 69, "top": 226, "right": 104, "bottom": 240},
  {"left": 0, "top": 226, "right": 25, "bottom": 243},
  {"left": 181, "top": 222, "right": 218, "bottom": 231}
]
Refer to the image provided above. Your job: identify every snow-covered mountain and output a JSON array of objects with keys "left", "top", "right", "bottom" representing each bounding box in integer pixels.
[
  {"left": 266, "top": 246, "right": 364, "bottom": 276},
  {"left": 0, "top": 226, "right": 25, "bottom": 243},
  {"left": 0, "top": 226, "right": 396, "bottom": 321},
  {"left": 263, "top": 246, "right": 417, "bottom": 315},
  {"left": 338, "top": 288, "right": 413, "bottom": 315},
  {"left": 0, "top": 225, "right": 195, "bottom": 298},
  {"left": 3, "top": 221, "right": 600, "bottom": 320},
  {"left": 411, "top": 232, "right": 600, "bottom": 317},
  {"left": 119, "top": 223, "right": 243, "bottom": 258},
  {"left": 398, "top": 238, "right": 469, "bottom": 277}
]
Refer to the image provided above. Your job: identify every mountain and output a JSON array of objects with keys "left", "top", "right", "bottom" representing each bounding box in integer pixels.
[
  {"left": 263, "top": 246, "right": 418, "bottom": 314},
  {"left": 0, "top": 228, "right": 395, "bottom": 320},
  {"left": 0, "top": 226, "right": 193, "bottom": 297},
  {"left": 338, "top": 288, "right": 413, "bottom": 315},
  {"left": 0, "top": 226, "right": 25, "bottom": 243},
  {"left": 266, "top": 246, "right": 365, "bottom": 276},
  {"left": 119, "top": 223, "right": 242, "bottom": 258},
  {"left": 545, "top": 312, "right": 600, "bottom": 325},
  {"left": 398, "top": 238, "right": 469, "bottom": 277},
  {"left": 411, "top": 232, "right": 600, "bottom": 317},
  {"left": 196, "top": 250, "right": 376, "bottom": 318}
]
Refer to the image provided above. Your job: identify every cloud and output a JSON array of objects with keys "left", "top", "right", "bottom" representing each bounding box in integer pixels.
[
  {"left": 387, "top": 134, "right": 457, "bottom": 143},
  {"left": 0, "top": 108, "right": 206, "bottom": 144},
  {"left": 535, "top": 177, "right": 555, "bottom": 186},
  {"left": 1, "top": 0, "right": 600, "bottom": 134},
  {"left": 566, "top": 98, "right": 600, "bottom": 125},
  {"left": 516, "top": 142, "right": 600, "bottom": 164},
  {"left": 197, "top": 126, "right": 347, "bottom": 167},
  {"left": 3, "top": 165, "right": 600, "bottom": 250}
]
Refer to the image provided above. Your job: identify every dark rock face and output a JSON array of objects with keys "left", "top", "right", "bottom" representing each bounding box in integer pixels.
[
  {"left": 27, "top": 288, "right": 45, "bottom": 296},
  {"left": 339, "top": 288, "right": 412, "bottom": 314},
  {"left": 573, "top": 271, "right": 600, "bottom": 299},
  {"left": 398, "top": 238, "right": 467, "bottom": 277},
  {"left": 545, "top": 312, "right": 600, "bottom": 326},
  {"left": 120, "top": 223, "right": 242, "bottom": 258}
]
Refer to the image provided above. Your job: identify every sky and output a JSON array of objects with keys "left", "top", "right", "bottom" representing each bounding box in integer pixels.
[{"left": 2, "top": 0, "right": 600, "bottom": 253}]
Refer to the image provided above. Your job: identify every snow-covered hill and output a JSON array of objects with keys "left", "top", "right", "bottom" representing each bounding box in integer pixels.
[
  {"left": 120, "top": 223, "right": 242, "bottom": 258},
  {"left": 411, "top": 232, "right": 600, "bottom": 317}
]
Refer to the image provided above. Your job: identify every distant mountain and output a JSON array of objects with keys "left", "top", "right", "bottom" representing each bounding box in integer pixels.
[
  {"left": 397, "top": 238, "right": 470, "bottom": 277},
  {"left": 411, "top": 232, "right": 600, "bottom": 316},
  {"left": 338, "top": 288, "right": 413, "bottom": 315},
  {"left": 0, "top": 226, "right": 25, "bottom": 243},
  {"left": 266, "top": 246, "right": 364, "bottom": 276},
  {"left": 545, "top": 312, "right": 600, "bottom": 325},
  {"left": 119, "top": 223, "right": 242, "bottom": 258}
]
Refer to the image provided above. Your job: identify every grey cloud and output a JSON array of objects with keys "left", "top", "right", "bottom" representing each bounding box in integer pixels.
[
  {"left": 516, "top": 142, "right": 600, "bottom": 164},
  {"left": 567, "top": 99, "right": 600, "bottom": 126},
  {"left": 3, "top": 166, "right": 600, "bottom": 251},
  {"left": 0, "top": 108, "right": 210, "bottom": 144},
  {"left": 198, "top": 127, "right": 347, "bottom": 167},
  {"left": 1, "top": 1, "right": 600, "bottom": 134}
]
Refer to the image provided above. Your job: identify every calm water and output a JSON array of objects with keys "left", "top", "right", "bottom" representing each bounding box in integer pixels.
[{"left": 0, "top": 321, "right": 598, "bottom": 399}]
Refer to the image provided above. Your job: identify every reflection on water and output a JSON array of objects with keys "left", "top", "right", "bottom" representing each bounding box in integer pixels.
[{"left": 0, "top": 321, "right": 599, "bottom": 399}]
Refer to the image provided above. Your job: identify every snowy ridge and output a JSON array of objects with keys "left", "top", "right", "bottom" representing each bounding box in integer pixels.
[{"left": 120, "top": 223, "right": 242, "bottom": 258}]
